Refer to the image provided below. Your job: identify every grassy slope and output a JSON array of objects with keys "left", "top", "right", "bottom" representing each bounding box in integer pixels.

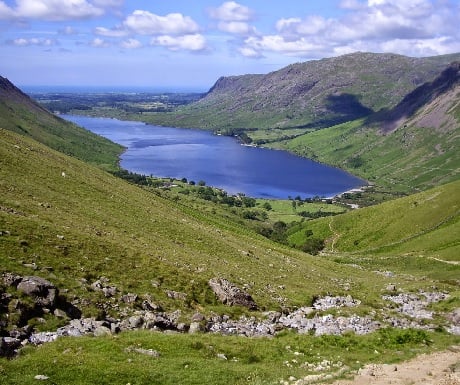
[
  {"left": 0, "top": 78, "right": 123, "bottom": 170},
  {"left": 0, "top": 128, "right": 390, "bottom": 316},
  {"left": 288, "top": 180, "right": 459, "bottom": 281}
]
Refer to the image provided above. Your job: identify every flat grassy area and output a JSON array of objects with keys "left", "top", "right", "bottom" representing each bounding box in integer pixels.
[{"left": 1, "top": 329, "right": 458, "bottom": 385}]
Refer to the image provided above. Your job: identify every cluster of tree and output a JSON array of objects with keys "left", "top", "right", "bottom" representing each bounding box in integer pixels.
[
  {"left": 111, "top": 169, "right": 150, "bottom": 186},
  {"left": 297, "top": 210, "right": 339, "bottom": 219},
  {"left": 257, "top": 220, "right": 325, "bottom": 255}
]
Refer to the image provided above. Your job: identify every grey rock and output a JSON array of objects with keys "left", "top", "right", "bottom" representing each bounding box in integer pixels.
[
  {"left": 313, "top": 295, "right": 360, "bottom": 311},
  {"left": 166, "top": 290, "right": 187, "bottom": 300},
  {"left": 189, "top": 322, "right": 203, "bottom": 334},
  {"left": 34, "top": 375, "right": 49, "bottom": 380},
  {"left": 191, "top": 313, "right": 205, "bottom": 322},
  {"left": 93, "top": 326, "right": 112, "bottom": 337},
  {"left": 125, "top": 346, "right": 160, "bottom": 357},
  {"left": 0, "top": 337, "right": 21, "bottom": 357},
  {"left": 53, "top": 308, "right": 67, "bottom": 318},
  {"left": 2, "top": 272, "right": 22, "bottom": 287},
  {"left": 208, "top": 278, "right": 258, "bottom": 310},
  {"left": 121, "top": 293, "right": 138, "bottom": 304},
  {"left": 17, "top": 276, "right": 57, "bottom": 307}
]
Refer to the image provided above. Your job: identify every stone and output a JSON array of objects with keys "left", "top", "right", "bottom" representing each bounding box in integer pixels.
[
  {"left": 386, "top": 284, "right": 397, "bottom": 292},
  {"left": 2, "top": 272, "right": 22, "bottom": 287},
  {"left": 93, "top": 326, "right": 112, "bottom": 337},
  {"left": 17, "top": 276, "right": 57, "bottom": 308},
  {"left": 34, "top": 375, "right": 49, "bottom": 380},
  {"left": 189, "top": 321, "right": 203, "bottom": 334},
  {"left": 208, "top": 278, "right": 258, "bottom": 310},
  {"left": 0, "top": 337, "right": 21, "bottom": 357},
  {"left": 53, "top": 308, "right": 67, "bottom": 318},
  {"left": 121, "top": 293, "right": 138, "bottom": 304},
  {"left": 191, "top": 313, "right": 205, "bottom": 322}
]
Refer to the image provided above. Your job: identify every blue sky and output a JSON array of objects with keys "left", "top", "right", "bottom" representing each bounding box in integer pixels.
[{"left": 1, "top": 0, "right": 459, "bottom": 91}]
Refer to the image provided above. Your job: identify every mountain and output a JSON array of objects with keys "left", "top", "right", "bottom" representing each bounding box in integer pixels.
[
  {"left": 283, "top": 61, "right": 460, "bottom": 194},
  {"left": 0, "top": 76, "right": 122, "bottom": 169},
  {"left": 1, "top": 76, "right": 459, "bottom": 384},
  {"left": 143, "top": 52, "right": 460, "bottom": 130}
]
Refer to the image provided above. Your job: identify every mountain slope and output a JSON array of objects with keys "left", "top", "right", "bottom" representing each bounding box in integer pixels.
[
  {"left": 0, "top": 76, "right": 122, "bottom": 169},
  {"left": 1, "top": 127, "right": 385, "bottom": 316},
  {"left": 282, "top": 62, "right": 460, "bottom": 193},
  {"left": 289, "top": 179, "right": 459, "bottom": 265},
  {"left": 142, "top": 52, "right": 460, "bottom": 130}
]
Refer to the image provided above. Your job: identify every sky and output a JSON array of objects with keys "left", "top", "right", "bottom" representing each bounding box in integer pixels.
[{"left": 1, "top": 0, "right": 459, "bottom": 91}]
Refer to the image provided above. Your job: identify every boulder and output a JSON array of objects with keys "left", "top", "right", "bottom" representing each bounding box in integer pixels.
[
  {"left": 0, "top": 337, "right": 21, "bottom": 357},
  {"left": 208, "top": 278, "right": 258, "bottom": 310},
  {"left": 17, "top": 276, "right": 57, "bottom": 308}
]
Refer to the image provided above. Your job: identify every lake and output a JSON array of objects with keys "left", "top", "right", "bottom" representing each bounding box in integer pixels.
[{"left": 63, "top": 115, "right": 365, "bottom": 199}]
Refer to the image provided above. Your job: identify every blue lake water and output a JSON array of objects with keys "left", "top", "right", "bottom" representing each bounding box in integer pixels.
[{"left": 63, "top": 115, "right": 366, "bottom": 199}]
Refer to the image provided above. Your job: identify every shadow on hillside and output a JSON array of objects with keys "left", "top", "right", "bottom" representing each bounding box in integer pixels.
[
  {"left": 294, "top": 93, "right": 374, "bottom": 129},
  {"left": 369, "top": 62, "right": 460, "bottom": 133}
]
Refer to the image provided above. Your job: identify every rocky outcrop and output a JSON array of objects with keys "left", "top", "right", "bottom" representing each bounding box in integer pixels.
[
  {"left": 208, "top": 278, "right": 258, "bottom": 310},
  {"left": 17, "top": 276, "right": 58, "bottom": 308}
]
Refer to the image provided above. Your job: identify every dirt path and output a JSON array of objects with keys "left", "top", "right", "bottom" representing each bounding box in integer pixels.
[{"left": 315, "top": 348, "right": 460, "bottom": 385}]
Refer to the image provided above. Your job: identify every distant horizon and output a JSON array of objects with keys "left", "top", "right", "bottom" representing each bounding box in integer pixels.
[{"left": 21, "top": 84, "right": 209, "bottom": 94}]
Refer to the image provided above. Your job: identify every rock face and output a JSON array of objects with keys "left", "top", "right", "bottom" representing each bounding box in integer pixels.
[
  {"left": 208, "top": 278, "right": 258, "bottom": 310},
  {"left": 17, "top": 276, "right": 57, "bottom": 308}
]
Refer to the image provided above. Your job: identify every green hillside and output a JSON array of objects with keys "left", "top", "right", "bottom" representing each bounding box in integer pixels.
[
  {"left": 2, "top": 117, "right": 459, "bottom": 385},
  {"left": 1, "top": 69, "right": 459, "bottom": 384},
  {"left": 0, "top": 127, "right": 384, "bottom": 315},
  {"left": 0, "top": 76, "right": 123, "bottom": 170},
  {"left": 289, "top": 180, "right": 459, "bottom": 268},
  {"left": 279, "top": 62, "right": 460, "bottom": 195}
]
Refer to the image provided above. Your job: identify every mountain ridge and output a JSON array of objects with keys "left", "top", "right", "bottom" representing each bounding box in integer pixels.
[{"left": 143, "top": 51, "right": 460, "bottom": 130}]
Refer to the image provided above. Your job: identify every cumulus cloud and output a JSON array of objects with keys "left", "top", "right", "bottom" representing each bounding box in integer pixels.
[
  {"left": 151, "top": 34, "right": 207, "bottom": 52},
  {"left": 120, "top": 38, "right": 142, "bottom": 49},
  {"left": 123, "top": 10, "right": 200, "bottom": 35},
  {"left": 239, "top": 0, "right": 460, "bottom": 58},
  {"left": 208, "top": 1, "right": 253, "bottom": 21},
  {"left": 0, "top": 0, "right": 105, "bottom": 21},
  {"left": 91, "top": 37, "right": 109, "bottom": 47},
  {"left": 209, "top": 1, "right": 255, "bottom": 36}
]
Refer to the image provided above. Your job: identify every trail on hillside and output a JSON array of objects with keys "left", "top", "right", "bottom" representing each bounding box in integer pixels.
[
  {"left": 328, "top": 217, "right": 340, "bottom": 253},
  {"left": 312, "top": 349, "right": 460, "bottom": 385}
]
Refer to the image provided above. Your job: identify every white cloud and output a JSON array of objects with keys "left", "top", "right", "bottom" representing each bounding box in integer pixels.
[
  {"left": 0, "top": 0, "right": 105, "bottom": 21},
  {"left": 11, "top": 37, "right": 56, "bottom": 46},
  {"left": 123, "top": 10, "right": 200, "bottom": 35},
  {"left": 92, "top": 0, "right": 123, "bottom": 7},
  {"left": 217, "top": 21, "right": 254, "bottom": 35},
  {"left": 240, "top": 0, "right": 460, "bottom": 59},
  {"left": 120, "top": 38, "right": 142, "bottom": 49},
  {"left": 208, "top": 1, "right": 253, "bottom": 22},
  {"left": 380, "top": 37, "right": 460, "bottom": 57},
  {"left": 238, "top": 46, "right": 263, "bottom": 58},
  {"left": 151, "top": 34, "right": 207, "bottom": 52},
  {"left": 94, "top": 26, "right": 128, "bottom": 37},
  {"left": 0, "top": 1, "right": 14, "bottom": 18},
  {"left": 243, "top": 35, "right": 322, "bottom": 56},
  {"left": 91, "top": 37, "right": 109, "bottom": 47}
]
